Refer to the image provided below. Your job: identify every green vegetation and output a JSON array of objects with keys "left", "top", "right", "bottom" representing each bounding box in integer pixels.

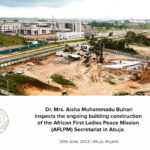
[
  {"left": 126, "top": 31, "right": 150, "bottom": 46},
  {"left": 90, "top": 21, "right": 150, "bottom": 30},
  {"left": 113, "top": 91, "right": 131, "bottom": 96},
  {"left": 108, "top": 80, "right": 117, "bottom": 85},
  {"left": 88, "top": 35, "right": 138, "bottom": 55},
  {"left": 0, "top": 33, "right": 27, "bottom": 46},
  {"left": 101, "top": 38, "right": 138, "bottom": 55},
  {"left": 64, "top": 45, "right": 76, "bottom": 53},
  {"left": 89, "top": 36, "right": 104, "bottom": 63},
  {"left": 0, "top": 74, "right": 52, "bottom": 95},
  {"left": 2, "top": 38, "right": 85, "bottom": 54},
  {"left": 90, "top": 21, "right": 127, "bottom": 29},
  {"left": 134, "top": 91, "right": 145, "bottom": 96},
  {"left": 50, "top": 74, "right": 75, "bottom": 87},
  {"left": 89, "top": 35, "right": 98, "bottom": 46},
  {"left": 126, "top": 24, "right": 150, "bottom": 30},
  {"left": 109, "top": 32, "right": 113, "bottom": 37}
]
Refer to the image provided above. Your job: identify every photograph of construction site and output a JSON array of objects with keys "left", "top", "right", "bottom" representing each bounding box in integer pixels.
[{"left": 0, "top": 0, "right": 150, "bottom": 96}]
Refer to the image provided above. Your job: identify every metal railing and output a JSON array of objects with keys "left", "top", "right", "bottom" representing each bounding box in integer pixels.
[
  {"left": 0, "top": 46, "right": 65, "bottom": 68},
  {"left": 104, "top": 48, "right": 150, "bottom": 62}
]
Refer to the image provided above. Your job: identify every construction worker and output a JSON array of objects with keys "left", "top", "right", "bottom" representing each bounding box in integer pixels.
[{"left": 120, "top": 58, "right": 122, "bottom": 64}]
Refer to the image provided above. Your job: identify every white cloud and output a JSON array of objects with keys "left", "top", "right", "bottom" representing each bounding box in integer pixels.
[
  {"left": 0, "top": 0, "right": 150, "bottom": 19},
  {"left": 0, "top": 0, "right": 81, "bottom": 7}
]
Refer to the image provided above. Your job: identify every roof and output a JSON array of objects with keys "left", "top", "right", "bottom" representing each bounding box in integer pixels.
[
  {"left": 0, "top": 22, "right": 21, "bottom": 26},
  {"left": 69, "top": 54, "right": 81, "bottom": 58}
]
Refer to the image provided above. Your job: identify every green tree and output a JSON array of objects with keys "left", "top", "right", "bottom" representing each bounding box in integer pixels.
[
  {"left": 89, "top": 39, "right": 104, "bottom": 63},
  {"left": 64, "top": 45, "right": 76, "bottom": 53},
  {"left": 109, "top": 32, "right": 113, "bottom": 37}
]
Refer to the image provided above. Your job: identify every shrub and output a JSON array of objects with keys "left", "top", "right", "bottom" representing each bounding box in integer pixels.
[
  {"left": 113, "top": 91, "right": 130, "bottom": 96},
  {"left": 134, "top": 91, "right": 145, "bottom": 96},
  {"left": 108, "top": 80, "right": 116, "bottom": 85},
  {"left": 120, "top": 48, "right": 138, "bottom": 55},
  {"left": 50, "top": 74, "right": 75, "bottom": 87}
]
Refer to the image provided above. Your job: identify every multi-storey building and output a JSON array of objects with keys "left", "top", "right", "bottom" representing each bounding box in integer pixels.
[
  {"left": 0, "top": 22, "right": 22, "bottom": 34},
  {"left": 0, "top": 21, "right": 82, "bottom": 35}
]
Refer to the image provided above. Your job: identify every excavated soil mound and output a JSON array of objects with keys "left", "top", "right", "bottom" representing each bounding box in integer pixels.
[
  {"left": 139, "top": 69, "right": 150, "bottom": 84},
  {"left": 17, "top": 83, "right": 61, "bottom": 95}
]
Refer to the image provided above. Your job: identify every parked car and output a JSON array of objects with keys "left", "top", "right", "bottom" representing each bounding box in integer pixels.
[
  {"left": 7, "top": 70, "right": 14, "bottom": 75},
  {"left": 16, "top": 70, "right": 24, "bottom": 74},
  {"left": 27, "top": 62, "right": 34, "bottom": 66}
]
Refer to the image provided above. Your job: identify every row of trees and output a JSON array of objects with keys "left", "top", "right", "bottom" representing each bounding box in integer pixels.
[
  {"left": 87, "top": 35, "right": 138, "bottom": 58},
  {"left": 101, "top": 38, "right": 138, "bottom": 55},
  {"left": 90, "top": 21, "right": 127, "bottom": 29},
  {"left": 125, "top": 31, "right": 150, "bottom": 46}
]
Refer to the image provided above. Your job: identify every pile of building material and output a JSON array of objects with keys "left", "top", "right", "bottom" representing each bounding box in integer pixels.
[
  {"left": 56, "top": 51, "right": 81, "bottom": 60},
  {"left": 50, "top": 57, "right": 70, "bottom": 64},
  {"left": 139, "top": 69, "right": 150, "bottom": 83},
  {"left": 56, "top": 32, "right": 84, "bottom": 40},
  {"left": 104, "top": 59, "right": 146, "bottom": 70},
  {"left": 56, "top": 51, "right": 70, "bottom": 57}
]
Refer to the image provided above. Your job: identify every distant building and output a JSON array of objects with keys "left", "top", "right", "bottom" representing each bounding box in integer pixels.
[
  {"left": 20, "top": 25, "right": 51, "bottom": 35},
  {"left": 84, "top": 29, "right": 99, "bottom": 37},
  {"left": 0, "top": 20, "right": 82, "bottom": 35},
  {"left": 56, "top": 32, "right": 84, "bottom": 40},
  {"left": 129, "top": 19, "right": 147, "bottom": 24},
  {"left": 0, "top": 22, "right": 21, "bottom": 34},
  {"left": 48, "top": 21, "right": 82, "bottom": 32}
]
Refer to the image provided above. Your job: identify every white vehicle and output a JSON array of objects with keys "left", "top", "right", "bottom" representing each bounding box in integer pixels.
[
  {"left": 68, "top": 54, "right": 81, "bottom": 60},
  {"left": 2, "top": 73, "right": 8, "bottom": 77},
  {"left": 27, "top": 62, "right": 34, "bottom": 66},
  {"left": 17, "top": 70, "right": 24, "bottom": 74},
  {"left": 27, "top": 41, "right": 38, "bottom": 44}
]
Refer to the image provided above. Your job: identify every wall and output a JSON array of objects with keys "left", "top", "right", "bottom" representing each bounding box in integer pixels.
[{"left": 0, "top": 42, "right": 49, "bottom": 54}]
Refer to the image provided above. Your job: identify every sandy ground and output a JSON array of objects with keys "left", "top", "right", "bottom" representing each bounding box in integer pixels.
[
  {"left": 129, "top": 45, "right": 150, "bottom": 57},
  {"left": 1, "top": 51, "right": 150, "bottom": 96}
]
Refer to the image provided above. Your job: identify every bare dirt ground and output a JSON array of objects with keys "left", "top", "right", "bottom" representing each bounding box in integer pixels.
[
  {"left": 129, "top": 45, "right": 150, "bottom": 57},
  {"left": 1, "top": 51, "right": 150, "bottom": 96}
]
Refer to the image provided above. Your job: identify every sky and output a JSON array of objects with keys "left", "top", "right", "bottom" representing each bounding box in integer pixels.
[{"left": 0, "top": 0, "right": 150, "bottom": 19}]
